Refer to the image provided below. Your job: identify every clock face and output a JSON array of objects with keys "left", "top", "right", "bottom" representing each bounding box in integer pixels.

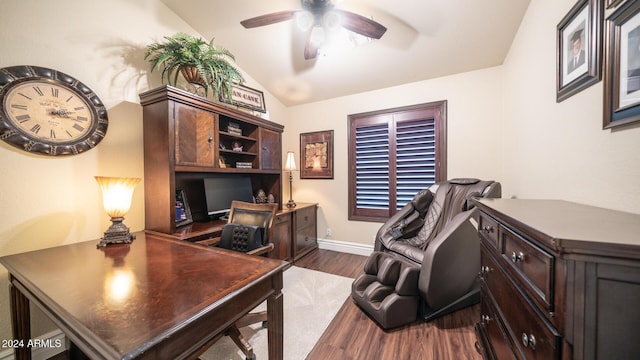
[{"left": 0, "top": 65, "right": 108, "bottom": 156}]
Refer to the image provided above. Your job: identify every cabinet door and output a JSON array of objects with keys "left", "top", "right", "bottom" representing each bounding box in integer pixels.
[
  {"left": 174, "top": 102, "right": 215, "bottom": 167},
  {"left": 271, "top": 213, "right": 292, "bottom": 261},
  {"left": 260, "top": 128, "right": 281, "bottom": 170}
]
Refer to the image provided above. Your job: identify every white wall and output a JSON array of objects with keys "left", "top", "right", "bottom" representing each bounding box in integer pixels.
[
  {"left": 285, "top": 67, "right": 504, "bottom": 247},
  {"left": 0, "top": 0, "right": 287, "bottom": 343},
  {"left": 501, "top": 0, "right": 640, "bottom": 211}
]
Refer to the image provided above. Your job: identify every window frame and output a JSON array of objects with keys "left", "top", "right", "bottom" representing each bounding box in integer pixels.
[{"left": 348, "top": 101, "right": 447, "bottom": 222}]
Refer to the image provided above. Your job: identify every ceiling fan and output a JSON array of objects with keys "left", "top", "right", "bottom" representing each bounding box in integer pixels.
[{"left": 240, "top": 0, "right": 387, "bottom": 60}]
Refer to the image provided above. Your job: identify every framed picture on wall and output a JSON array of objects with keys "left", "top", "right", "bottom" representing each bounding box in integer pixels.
[
  {"left": 300, "top": 130, "right": 334, "bottom": 179},
  {"left": 603, "top": 0, "right": 640, "bottom": 128},
  {"left": 556, "top": 0, "right": 603, "bottom": 102},
  {"left": 175, "top": 189, "right": 193, "bottom": 227}
]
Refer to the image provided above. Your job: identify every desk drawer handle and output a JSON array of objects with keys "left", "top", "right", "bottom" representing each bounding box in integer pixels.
[
  {"left": 481, "top": 314, "right": 491, "bottom": 324},
  {"left": 522, "top": 333, "right": 536, "bottom": 350},
  {"left": 480, "top": 266, "right": 491, "bottom": 276},
  {"left": 511, "top": 251, "right": 525, "bottom": 263},
  {"left": 481, "top": 225, "right": 494, "bottom": 234}
]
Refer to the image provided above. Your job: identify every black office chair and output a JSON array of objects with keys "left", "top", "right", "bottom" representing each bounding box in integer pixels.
[{"left": 216, "top": 200, "right": 277, "bottom": 360}]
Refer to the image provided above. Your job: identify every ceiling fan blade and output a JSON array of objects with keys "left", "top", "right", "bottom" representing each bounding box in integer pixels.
[
  {"left": 335, "top": 9, "right": 387, "bottom": 39},
  {"left": 304, "top": 30, "right": 320, "bottom": 60},
  {"left": 240, "top": 10, "right": 299, "bottom": 28}
]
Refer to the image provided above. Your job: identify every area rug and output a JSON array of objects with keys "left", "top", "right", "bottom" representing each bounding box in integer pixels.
[{"left": 200, "top": 266, "right": 353, "bottom": 360}]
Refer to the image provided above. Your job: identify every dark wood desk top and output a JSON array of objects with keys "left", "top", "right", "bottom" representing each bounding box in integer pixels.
[{"left": 0, "top": 232, "right": 287, "bottom": 359}]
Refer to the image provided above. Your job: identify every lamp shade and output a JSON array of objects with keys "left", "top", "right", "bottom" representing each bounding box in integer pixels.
[
  {"left": 284, "top": 151, "right": 297, "bottom": 171},
  {"left": 95, "top": 177, "right": 141, "bottom": 218}
]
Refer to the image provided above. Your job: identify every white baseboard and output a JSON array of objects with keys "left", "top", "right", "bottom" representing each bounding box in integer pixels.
[
  {"left": 317, "top": 238, "right": 374, "bottom": 256},
  {"left": 0, "top": 329, "right": 66, "bottom": 360}
]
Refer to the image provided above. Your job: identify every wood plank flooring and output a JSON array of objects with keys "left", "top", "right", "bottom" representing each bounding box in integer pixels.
[{"left": 296, "top": 249, "right": 483, "bottom": 360}]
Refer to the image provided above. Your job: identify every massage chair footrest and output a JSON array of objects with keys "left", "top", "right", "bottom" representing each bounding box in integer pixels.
[{"left": 351, "top": 252, "right": 420, "bottom": 329}]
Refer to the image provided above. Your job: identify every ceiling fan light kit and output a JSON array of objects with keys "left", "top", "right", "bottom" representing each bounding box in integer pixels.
[{"left": 240, "top": 0, "right": 386, "bottom": 60}]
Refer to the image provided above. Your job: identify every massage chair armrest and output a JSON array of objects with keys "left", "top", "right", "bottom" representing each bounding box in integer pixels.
[{"left": 418, "top": 209, "right": 480, "bottom": 310}]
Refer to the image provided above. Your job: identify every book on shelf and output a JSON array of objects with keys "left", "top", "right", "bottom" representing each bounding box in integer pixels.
[{"left": 227, "top": 122, "right": 242, "bottom": 135}]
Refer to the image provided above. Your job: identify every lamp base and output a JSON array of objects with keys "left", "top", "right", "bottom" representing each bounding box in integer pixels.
[
  {"left": 97, "top": 217, "right": 136, "bottom": 248},
  {"left": 286, "top": 199, "right": 297, "bottom": 208}
]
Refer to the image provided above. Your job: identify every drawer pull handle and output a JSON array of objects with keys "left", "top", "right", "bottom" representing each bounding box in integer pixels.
[
  {"left": 481, "top": 314, "right": 491, "bottom": 323},
  {"left": 480, "top": 266, "right": 491, "bottom": 275},
  {"left": 522, "top": 333, "right": 536, "bottom": 350},
  {"left": 481, "top": 225, "right": 494, "bottom": 234},
  {"left": 511, "top": 251, "right": 525, "bottom": 263}
]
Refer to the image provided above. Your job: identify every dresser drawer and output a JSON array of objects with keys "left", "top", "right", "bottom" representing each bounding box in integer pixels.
[
  {"left": 500, "top": 227, "right": 554, "bottom": 313},
  {"left": 478, "top": 213, "right": 500, "bottom": 249},
  {"left": 295, "top": 205, "right": 315, "bottom": 229},
  {"left": 479, "top": 289, "right": 518, "bottom": 360},
  {"left": 296, "top": 225, "right": 316, "bottom": 250},
  {"left": 482, "top": 249, "right": 560, "bottom": 360}
]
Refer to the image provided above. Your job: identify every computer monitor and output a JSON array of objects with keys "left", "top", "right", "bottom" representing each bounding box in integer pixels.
[{"left": 203, "top": 176, "right": 254, "bottom": 218}]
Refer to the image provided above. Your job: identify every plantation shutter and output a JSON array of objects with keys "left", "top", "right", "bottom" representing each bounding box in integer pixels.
[
  {"left": 349, "top": 101, "right": 446, "bottom": 222},
  {"left": 355, "top": 122, "right": 390, "bottom": 211},
  {"left": 395, "top": 118, "right": 436, "bottom": 209}
]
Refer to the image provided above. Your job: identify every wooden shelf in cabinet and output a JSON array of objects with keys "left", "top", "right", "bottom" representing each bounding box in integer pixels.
[
  {"left": 219, "top": 149, "right": 257, "bottom": 157},
  {"left": 219, "top": 131, "right": 256, "bottom": 142}
]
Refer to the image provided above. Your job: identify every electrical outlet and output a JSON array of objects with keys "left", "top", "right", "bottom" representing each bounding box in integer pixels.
[{"left": 325, "top": 228, "right": 332, "bottom": 237}]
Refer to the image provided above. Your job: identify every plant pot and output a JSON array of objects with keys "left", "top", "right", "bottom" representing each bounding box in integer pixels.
[{"left": 180, "top": 66, "right": 206, "bottom": 87}]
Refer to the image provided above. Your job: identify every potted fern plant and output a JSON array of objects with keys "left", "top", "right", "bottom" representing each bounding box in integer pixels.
[{"left": 144, "top": 32, "right": 244, "bottom": 98}]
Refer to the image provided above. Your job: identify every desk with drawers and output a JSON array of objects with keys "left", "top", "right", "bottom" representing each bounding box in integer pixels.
[{"left": 474, "top": 198, "right": 640, "bottom": 359}]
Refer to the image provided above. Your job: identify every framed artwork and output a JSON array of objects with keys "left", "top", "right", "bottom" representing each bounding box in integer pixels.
[
  {"left": 556, "top": 0, "right": 603, "bottom": 102},
  {"left": 175, "top": 189, "right": 193, "bottom": 227},
  {"left": 300, "top": 130, "right": 334, "bottom": 179},
  {"left": 603, "top": 0, "right": 640, "bottom": 128}
]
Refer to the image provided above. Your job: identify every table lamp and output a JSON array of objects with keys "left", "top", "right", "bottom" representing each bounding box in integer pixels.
[
  {"left": 96, "top": 176, "right": 141, "bottom": 247},
  {"left": 284, "top": 151, "right": 297, "bottom": 208}
]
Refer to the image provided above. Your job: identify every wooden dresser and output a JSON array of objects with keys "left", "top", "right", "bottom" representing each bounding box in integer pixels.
[{"left": 473, "top": 198, "right": 640, "bottom": 359}]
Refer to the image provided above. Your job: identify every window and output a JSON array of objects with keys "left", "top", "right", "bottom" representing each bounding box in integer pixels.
[{"left": 348, "top": 101, "right": 446, "bottom": 222}]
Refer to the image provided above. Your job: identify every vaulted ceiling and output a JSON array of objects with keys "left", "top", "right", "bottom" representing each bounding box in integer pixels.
[{"left": 161, "top": 0, "right": 531, "bottom": 106}]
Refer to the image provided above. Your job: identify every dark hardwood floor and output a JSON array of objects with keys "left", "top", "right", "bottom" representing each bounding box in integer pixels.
[{"left": 296, "top": 248, "right": 483, "bottom": 360}]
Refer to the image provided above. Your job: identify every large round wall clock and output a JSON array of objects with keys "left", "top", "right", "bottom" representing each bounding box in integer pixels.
[{"left": 0, "top": 65, "right": 108, "bottom": 156}]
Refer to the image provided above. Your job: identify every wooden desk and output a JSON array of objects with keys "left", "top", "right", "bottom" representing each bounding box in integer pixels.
[{"left": 0, "top": 232, "right": 287, "bottom": 360}]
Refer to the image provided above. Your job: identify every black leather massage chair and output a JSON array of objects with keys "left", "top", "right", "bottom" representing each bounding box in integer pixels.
[{"left": 351, "top": 178, "right": 501, "bottom": 329}]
